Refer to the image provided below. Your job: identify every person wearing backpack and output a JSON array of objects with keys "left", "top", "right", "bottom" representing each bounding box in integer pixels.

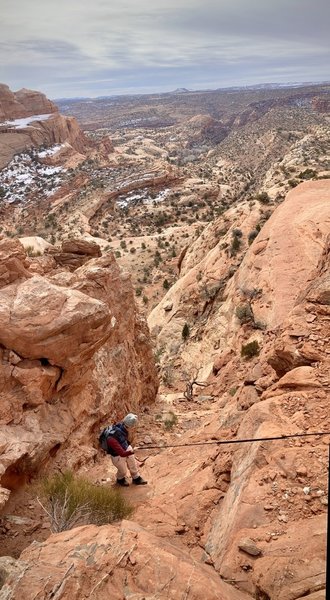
[{"left": 100, "top": 413, "right": 147, "bottom": 486}]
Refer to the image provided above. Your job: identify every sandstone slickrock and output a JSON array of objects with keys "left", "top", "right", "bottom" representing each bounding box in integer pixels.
[
  {"left": 148, "top": 180, "right": 330, "bottom": 378},
  {"left": 0, "top": 521, "right": 251, "bottom": 600},
  {"left": 142, "top": 181, "right": 330, "bottom": 598}
]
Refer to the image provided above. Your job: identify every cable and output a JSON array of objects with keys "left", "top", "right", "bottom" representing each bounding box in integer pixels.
[{"left": 135, "top": 430, "right": 330, "bottom": 451}]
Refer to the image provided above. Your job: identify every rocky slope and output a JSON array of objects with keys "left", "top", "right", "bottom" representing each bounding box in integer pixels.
[
  {"left": 0, "top": 82, "right": 329, "bottom": 599},
  {"left": 0, "top": 237, "right": 158, "bottom": 509},
  {"left": 0, "top": 182, "right": 328, "bottom": 600},
  {"left": 149, "top": 180, "right": 330, "bottom": 378}
]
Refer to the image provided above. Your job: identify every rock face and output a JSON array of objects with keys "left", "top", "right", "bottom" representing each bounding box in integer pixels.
[
  {"left": 0, "top": 83, "right": 93, "bottom": 168},
  {"left": 0, "top": 238, "right": 158, "bottom": 507},
  {"left": 0, "top": 83, "right": 57, "bottom": 120},
  {"left": 46, "top": 238, "right": 102, "bottom": 270},
  {"left": 1, "top": 521, "right": 250, "bottom": 600},
  {"left": 142, "top": 181, "right": 329, "bottom": 597},
  {"left": 148, "top": 180, "right": 330, "bottom": 378}
]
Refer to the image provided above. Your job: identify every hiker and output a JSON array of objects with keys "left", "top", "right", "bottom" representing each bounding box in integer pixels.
[{"left": 104, "top": 413, "right": 147, "bottom": 486}]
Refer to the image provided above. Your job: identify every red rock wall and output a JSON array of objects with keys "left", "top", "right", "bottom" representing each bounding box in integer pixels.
[{"left": 0, "top": 239, "right": 158, "bottom": 507}]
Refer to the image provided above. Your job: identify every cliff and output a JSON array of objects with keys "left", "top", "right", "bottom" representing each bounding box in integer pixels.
[
  {"left": 0, "top": 238, "right": 159, "bottom": 508},
  {"left": 0, "top": 84, "right": 57, "bottom": 121},
  {"left": 0, "top": 83, "right": 94, "bottom": 168}
]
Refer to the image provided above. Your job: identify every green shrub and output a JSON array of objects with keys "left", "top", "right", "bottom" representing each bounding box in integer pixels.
[
  {"left": 298, "top": 168, "right": 316, "bottom": 180},
  {"left": 163, "top": 279, "right": 170, "bottom": 290},
  {"left": 248, "top": 230, "right": 258, "bottom": 245},
  {"left": 236, "top": 303, "right": 254, "bottom": 324},
  {"left": 230, "top": 232, "right": 241, "bottom": 255},
  {"left": 288, "top": 179, "right": 299, "bottom": 188},
  {"left": 256, "top": 192, "right": 270, "bottom": 204},
  {"left": 182, "top": 323, "right": 190, "bottom": 340},
  {"left": 37, "top": 471, "right": 132, "bottom": 533},
  {"left": 25, "top": 245, "right": 42, "bottom": 257},
  {"left": 163, "top": 411, "right": 178, "bottom": 430},
  {"left": 241, "top": 340, "right": 260, "bottom": 359}
]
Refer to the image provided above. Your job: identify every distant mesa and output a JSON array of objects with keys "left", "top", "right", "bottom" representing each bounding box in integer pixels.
[{"left": 170, "top": 88, "right": 191, "bottom": 94}]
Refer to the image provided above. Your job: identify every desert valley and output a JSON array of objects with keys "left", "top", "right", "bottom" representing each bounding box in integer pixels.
[{"left": 0, "top": 80, "right": 329, "bottom": 599}]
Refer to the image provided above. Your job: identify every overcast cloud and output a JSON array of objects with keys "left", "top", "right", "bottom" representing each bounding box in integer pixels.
[{"left": 0, "top": 0, "right": 329, "bottom": 98}]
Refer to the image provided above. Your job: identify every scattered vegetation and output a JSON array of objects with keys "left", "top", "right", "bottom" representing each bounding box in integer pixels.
[
  {"left": 37, "top": 471, "right": 133, "bottom": 533},
  {"left": 256, "top": 191, "right": 270, "bottom": 204},
  {"left": 298, "top": 168, "right": 316, "bottom": 180},
  {"left": 248, "top": 229, "right": 258, "bottom": 245},
  {"left": 241, "top": 340, "right": 260, "bottom": 359},
  {"left": 25, "top": 246, "right": 42, "bottom": 257}
]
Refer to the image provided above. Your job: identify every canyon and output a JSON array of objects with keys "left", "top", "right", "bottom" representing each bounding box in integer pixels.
[{"left": 0, "top": 82, "right": 329, "bottom": 599}]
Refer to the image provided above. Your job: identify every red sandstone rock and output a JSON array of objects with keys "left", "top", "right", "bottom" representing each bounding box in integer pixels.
[
  {"left": 0, "top": 239, "right": 158, "bottom": 510},
  {"left": 0, "top": 84, "right": 94, "bottom": 168},
  {"left": 1, "top": 521, "right": 251, "bottom": 600},
  {"left": 0, "top": 83, "right": 57, "bottom": 120}
]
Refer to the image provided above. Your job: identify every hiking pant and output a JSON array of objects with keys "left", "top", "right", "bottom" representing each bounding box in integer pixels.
[{"left": 110, "top": 445, "right": 140, "bottom": 480}]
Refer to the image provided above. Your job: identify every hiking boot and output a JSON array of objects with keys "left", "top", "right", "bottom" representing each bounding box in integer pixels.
[
  {"left": 116, "top": 477, "right": 129, "bottom": 486},
  {"left": 132, "top": 476, "right": 148, "bottom": 485}
]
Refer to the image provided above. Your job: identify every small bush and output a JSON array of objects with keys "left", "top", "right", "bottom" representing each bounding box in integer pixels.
[
  {"left": 163, "top": 411, "right": 178, "bottom": 430},
  {"left": 248, "top": 230, "right": 258, "bottom": 245},
  {"left": 298, "top": 168, "right": 316, "bottom": 180},
  {"left": 236, "top": 303, "right": 254, "bottom": 324},
  {"left": 37, "top": 471, "right": 132, "bottom": 533},
  {"left": 241, "top": 340, "right": 260, "bottom": 359},
  {"left": 25, "top": 245, "right": 42, "bottom": 257},
  {"left": 256, "top": 191, "right": 270, "bottom": 204},
  {"left": 136, "top": 286, "right": 142, "bottom": 297},
  {"left": 182, "top": 323, "right": 190, "bottom": 340},
  {"left": 163, "top": 279, "right": 170, "bottom": 290},
  {"left": 230, "top": 232, "right": 241, "bottom": 255},
  {"left": 288, "top": 178, "right": 299, "bottom": 188}
]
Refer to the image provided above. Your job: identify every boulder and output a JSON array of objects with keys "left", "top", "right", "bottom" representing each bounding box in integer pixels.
[
  {"left": 46, "top": 239, "right": 102, "bottom": 270},
  {"left": 0, "top": 275, "right": 111, "bottom": 368},
  {"left": 0, "top": 238, "right": 30, "bottom": 289}
]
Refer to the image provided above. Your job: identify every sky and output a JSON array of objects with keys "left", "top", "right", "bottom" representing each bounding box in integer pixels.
[{"left": 0, "top": 0, "right": 329, "bottom": 99}]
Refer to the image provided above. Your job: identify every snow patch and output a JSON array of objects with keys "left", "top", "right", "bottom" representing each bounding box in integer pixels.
[
  {"left": 0, "top": 113, "right": 53, "bottom": 130},
  {"left": 38, "top": 143, "right": 65, "bottom": 158}
]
